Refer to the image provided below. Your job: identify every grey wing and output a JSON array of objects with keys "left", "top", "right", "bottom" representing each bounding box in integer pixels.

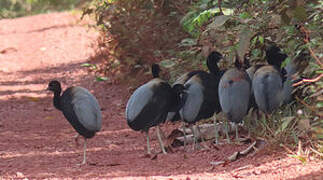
[
  {"left": 72, "top": 88, "right": 102, "bottom": 132},
  {"left": 282, "top": 61, "right": 296, "bottom": 104},
  {"left": 126, "top": 83, "right": 154, "bottom": 122},
  {"left": 180, "top": 79, "right": 203, "bottom": 123},
  {"left": 218, "top": 74, "right": 232, "bottom": 114},
  {"left": 230, "top": 80, "right": 251, "bottom": 119},
  {"left": 266, "top": 72, "right": 284, "bottom": 109},
  {"left": 219, "top": 73, "right": 251, "bottom": 119}
]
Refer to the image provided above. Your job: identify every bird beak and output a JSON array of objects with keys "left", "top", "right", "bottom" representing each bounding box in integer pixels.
[{"left": 45, "top": 86, "right": 51, "bottom": 91}]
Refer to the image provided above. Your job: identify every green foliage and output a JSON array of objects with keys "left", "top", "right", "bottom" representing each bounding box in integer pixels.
[
  {"left": 181, "top": 8, "right": 218, "bottom": 37},
  {"left": 0, "top": 0, "right": 83, "bottom": 18},
  {"left": 179, "top": 1, "right": 234, "bottom": 37},
  {"left": 180, "top": 0, "right": 322, "bottom": 149}
]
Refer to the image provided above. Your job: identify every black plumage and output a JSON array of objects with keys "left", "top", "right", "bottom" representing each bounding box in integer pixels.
[
  {"left": 126, "top": 64, "right": 184, "bottom": 154},
  {"left": 178, "top": 51, "right": 224, "bottom": 147},
  {"left": 47, "top": 80, "right": 102, "bottom": 165}
]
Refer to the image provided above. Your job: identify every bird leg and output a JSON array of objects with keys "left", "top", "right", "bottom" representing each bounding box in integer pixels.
[
  {"left": 159, "top": 125, "right": 166, "bottom": 140},
  {"left": 235, "top": 124, "right": 240, "bottom": 143},
  {"left": 77, "top": 137, "right": 87, "bottom": 166},
  {"left": 74, "top": 134, "right": 80, "bottom": 146},
  {"left": 197, "top": 125, "right": 209, "bottom": 149},
  {"left": 146, "top": 130, "right": 151, "bottom": 155},
  {"left": 191, "top": 125, "right": 201, "bottom": 150},
  {"left": 182, "top": 122, "right": 188, "bottom": 150},
  {"left": 213, "top": 116, "right": 219, "bottom": 144},
  {"left": 156, "top": 125, "right": 167, "bottom": 154},
  {"left": 225, "top": 119, "right": 231, "bottom": 144}
]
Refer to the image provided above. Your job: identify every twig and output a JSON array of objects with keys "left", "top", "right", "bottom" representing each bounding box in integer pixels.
[
  {"left": 281, "top": 144, "right": 296, "bottom": 155},
  {"left": 218, "top": 0, "right": 223, "bottom": 15},
  {"left": 308, "top": 46, "right": 323, "bottom": 68},
  {"left": 297, "top": 140, "right": 303, "bottom": 156},
  {"left": 293, "top": 74, "right": 323, "bottom": 87},
  {"left": 310, "top": 147, "right": 323, "bottom": 157},
  {"left": 294, "top": 96, "right": 317, "bottom": 113},
  {"left": 173, "top": 2, "right": 186, "bottom": 15},
  {"left": 298, "top": 25, "right": 323, "bottom": 67}
]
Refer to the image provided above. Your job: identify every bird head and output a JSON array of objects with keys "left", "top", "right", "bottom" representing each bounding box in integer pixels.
[
  {"left": 207, "top": 51, "right": 223, "bottom": 74},
  {"left": 151, "top": 63, "right": 161, "bottom": 78},
  {"left": 47, "top": 80, "right": 62, "bottom": 93},
  {"left": 207, "top": 51, "right": 223, "bottom": 64},
  {"left": 265, "top": 44, "right": 287, "bottom": 68}
]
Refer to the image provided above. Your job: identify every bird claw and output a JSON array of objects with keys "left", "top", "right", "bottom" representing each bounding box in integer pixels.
[{"left": 76, "top": 161, "right": 86, "bottom": 166}]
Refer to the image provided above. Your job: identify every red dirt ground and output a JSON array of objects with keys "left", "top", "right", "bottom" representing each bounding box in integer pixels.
[{"left": 0, "top": 12, "right": 322, "bottom": 179}]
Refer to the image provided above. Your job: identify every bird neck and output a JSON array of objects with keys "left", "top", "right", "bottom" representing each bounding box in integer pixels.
[
  {"left": 207, "top": 62, "right": 220, "bottom": 75},
  {"left": 152, "top": 73, "right": 159, "bottom": 78},
  {"left": 53, "top": 90, "right": 62, "bottom": 111}
]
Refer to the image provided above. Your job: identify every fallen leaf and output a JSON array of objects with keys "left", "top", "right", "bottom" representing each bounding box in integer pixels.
[
  {"left": 151, "top": 154, "right": 158, "bottom": 160},
  {"left": 16, "top": 172, "right": 24, "bottom": 178},
  {"left": 228, "top": 151, "right": 240, "bottom": 161},
  {"left": 210, "top": 160, "right": 225, "bottom": 166}
]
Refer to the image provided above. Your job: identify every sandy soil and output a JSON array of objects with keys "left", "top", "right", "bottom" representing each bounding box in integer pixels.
[{"left": 0, "top": 12, "right": 322, "bottom": 179}]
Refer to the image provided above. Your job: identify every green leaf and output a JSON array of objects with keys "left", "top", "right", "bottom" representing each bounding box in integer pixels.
[
  {"left": 81, "top": 63, "right": 93, "bottom": 67},
  {"left": 222, "top": 8, "right": 234, "bottom": 15},
  {"left": 317, "top": 102, "right": 323, "bottom": 108},
  {"left": 281, "top": 57, "right": 291, "bottom": 68},
  {"left": 96, "top": 76, "right": 109, "bottom": 81},
  {"left": 251, "top": 48, "right": 261, "bottom": 57},
  {"left": 293, "top": 6, "right": 307, "bottom": 21},
  {"left": 258, "top": 36, "right": 264, "bottom": 44},
  {"left": 239, "top": 12, "right": 252, "bottom": 19},
  {"left": 159, "top": 59, "right": 176, "bottom": 68},
  {"left": 213, "top": 15, "right": 231, "bottom": 28},
  {"left": 251, "top": 36, "right": 257, "bottom": 46},
  {"left": 178, "top": 38, "right": 197, "bottom": 47},
  {"left": 288, "top": 154, "right": 307, "bottom": 164}
]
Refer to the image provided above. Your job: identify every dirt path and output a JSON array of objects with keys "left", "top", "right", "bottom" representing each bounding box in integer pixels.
[{"left": 0, "top": 12, "right": 322, "bottom": 179}]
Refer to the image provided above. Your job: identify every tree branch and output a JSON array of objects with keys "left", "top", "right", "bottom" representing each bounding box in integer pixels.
[{"left": 293, "top": 74, "right": 323, "bottom": 87}]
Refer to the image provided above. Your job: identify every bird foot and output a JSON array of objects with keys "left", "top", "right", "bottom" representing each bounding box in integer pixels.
[
  {"left": 76, "top": 160, "right": 86, "bottom": 166},
  {"left": 141, "top": 153, "right": 152, "bottom": 158}
]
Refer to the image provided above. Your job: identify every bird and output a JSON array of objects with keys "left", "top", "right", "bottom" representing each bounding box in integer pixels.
[
  {"left": 252, "top": 45, "right": 287, "bottom": 116},
  {"left": 126, "top": 64, "right": 185, "bottom": 155},
  {"left": 218, "top": 54, "right": 251, "bottom": 143},
  {"left": 282, "top": 50, "right": 310, "bottom": 104},
  {"left": 47, "top": 80, "right": 102, "bottom": 165},
  {"left": 178, "top": 51, "right": 224, "bottom": 148}
]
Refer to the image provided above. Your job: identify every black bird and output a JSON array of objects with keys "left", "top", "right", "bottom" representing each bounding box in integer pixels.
[
  {"left": 126, "top": 64, "right": 184, "bottom": 154},
  {"left": 252, "top": 45, "right": 287, "bottom": 115},
  {"left": 218, "top": 54, "right": 251, "bottom": 143},
  {"left": 47, "top": 80, "right": 102, "bottom": 165},
  {"left": 178, "top": 51, "right": 224, "bottom": 148}
]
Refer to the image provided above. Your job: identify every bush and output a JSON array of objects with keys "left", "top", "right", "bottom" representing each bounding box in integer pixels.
[{"left": 82, "top": 0, "right": 190, "bottom": 80}]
